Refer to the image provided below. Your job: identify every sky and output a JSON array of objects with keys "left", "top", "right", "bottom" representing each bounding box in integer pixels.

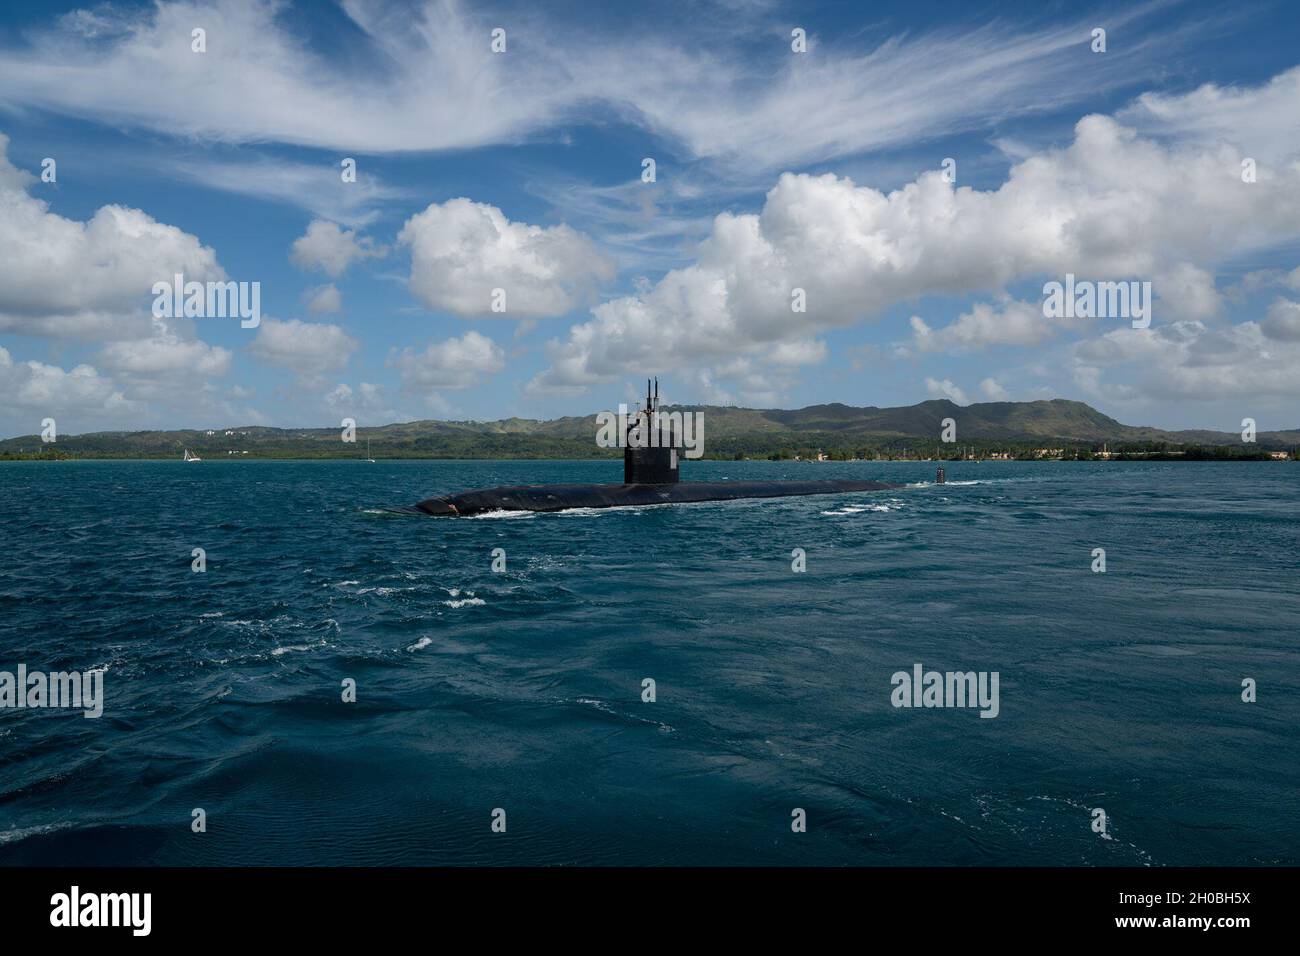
[{"left": 1, "top": 0, "right": 1299, "bottom": 438}]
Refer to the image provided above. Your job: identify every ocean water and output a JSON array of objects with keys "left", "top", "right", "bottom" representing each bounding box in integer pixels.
[{"left": 0, "top": 458, "right": 1296, "bottom": 866}]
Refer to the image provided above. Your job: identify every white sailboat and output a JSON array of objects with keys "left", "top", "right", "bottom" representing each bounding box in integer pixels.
[
  {"left": 365, "top": 438, "right": 375, "bottom": 463},
  {"left": 183, "top": 449, "right": 201, "bottom": 462}
]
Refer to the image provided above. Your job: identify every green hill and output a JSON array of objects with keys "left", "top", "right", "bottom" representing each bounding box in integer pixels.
[{"left": 2, "top": 399, "right": 1296, "bottom": 460}]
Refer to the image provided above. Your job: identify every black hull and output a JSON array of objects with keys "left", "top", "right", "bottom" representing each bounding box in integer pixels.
[{"left": 414, "top": 479, "right": 902, "bottom": 516}]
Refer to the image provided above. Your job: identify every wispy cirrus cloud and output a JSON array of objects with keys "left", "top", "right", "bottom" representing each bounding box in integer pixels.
[
  {"left": 166, "top": 157, "right": 412, "bottom": 228},
  {"left": 0, "top": 0, "right": 1202, "bottom": 173}
]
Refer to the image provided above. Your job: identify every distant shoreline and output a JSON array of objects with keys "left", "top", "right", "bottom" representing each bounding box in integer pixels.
[{"left": 3, "top": 399, "right": 1297, "bottom": 464}]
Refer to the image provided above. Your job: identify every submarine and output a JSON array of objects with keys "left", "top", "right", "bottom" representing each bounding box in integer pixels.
[{"left": 410, "top": 380, "right": 905, "bottom": 517}]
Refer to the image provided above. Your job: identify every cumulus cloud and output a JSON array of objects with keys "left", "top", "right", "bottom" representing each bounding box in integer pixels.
[
  {"left": 305, "top": 284, "right": 343, "bottom": 314},
  {"left": 249, "top": 318, "right": 358, "bottom": 379},
  {"left": 766, "top": 339, "right": 828, "bottom": 366},
  {"left": 537, "top": 107, "right": 1300, "bottom": 390},
  {"left": 909, "top": 300, "right": 1052, "bottom": 353},
  {"left": 908, "top": 266, "right": 1221, "bottom": 356},
  {"left": 389, "top": 330, "right": 505, "bottom": 392},
  {"left": 1153, "top": 263, "right": 1222, "bottom": 323},
  {"left": 325, "top": 382, "right": 398, "bottom": 423},
  {"left": 0, "top": 132, "right": 35, "bottom": 190},
  {"left": 0, "top": 346, "right": 133, "bottom": 415},
  {"left": 980, "top": 378, "right": 1010, "bottom": 401},
  {"left": 0, "top": 342, "right": 265, "bottom": 437},
  {"left": 290, "top": 220, "right": 387, "bottom": 278},
  {"left": 1073, "top": 319, "right": 1300, "bottom": 400},
  {"left": 679, "top": 367, "right": 735, "bottom": 406},
  {"left": 1261, "top": 298, "right": 1300, "bottom": 342},
  {"left": 720, "top": 360, "right": 802, "bottom": 406},
  {"left": 0, "top": 130, "right": 249, "bottom": 432},
  {"left": 0, "top": 133, "right": 223, "bottom": 340},
  {"left": 925, "top": 377, "right": 969, "bottom": 405},
  {"left": 97, "top": 330, "right": 231, "bottom": 380},
  {"left": 398, "top": 198, "right": 613, "bottom": 318}
]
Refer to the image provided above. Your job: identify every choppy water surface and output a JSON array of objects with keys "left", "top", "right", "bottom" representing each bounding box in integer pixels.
[{"left": 0, "top": 459, "right": 1296, "bottom": 865}]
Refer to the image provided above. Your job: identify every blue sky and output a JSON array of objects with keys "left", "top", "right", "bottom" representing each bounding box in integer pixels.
[{"left": 1, "top": 0, "right": 1299, "bottom": 437}]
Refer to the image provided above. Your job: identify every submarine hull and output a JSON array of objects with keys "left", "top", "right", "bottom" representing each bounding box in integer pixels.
[{"left": 414, "top": 479, "right": 902, "bottom": 516}]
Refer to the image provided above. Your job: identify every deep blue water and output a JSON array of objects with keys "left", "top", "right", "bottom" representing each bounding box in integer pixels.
[{"left": 0, "top": 459, "right": 1296, "bottom": 866}]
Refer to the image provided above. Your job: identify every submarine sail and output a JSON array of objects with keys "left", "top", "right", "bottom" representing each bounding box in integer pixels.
[{"left": 411, "top": 378, "right": 902, "bottom": 516}]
